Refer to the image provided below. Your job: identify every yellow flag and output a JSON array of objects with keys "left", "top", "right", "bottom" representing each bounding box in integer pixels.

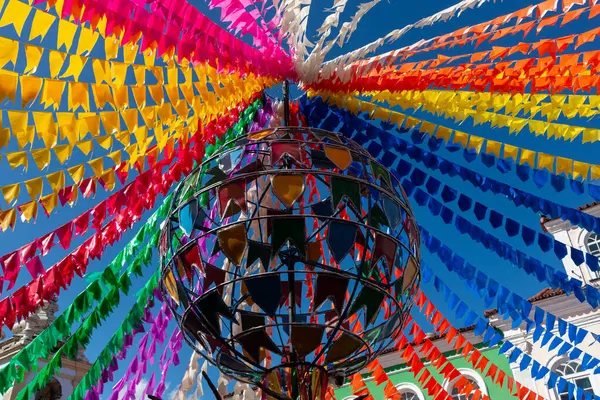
[
  {"left": 148, "top": 84, "right": 164, "bottom": 105},
  {"left": 467, "top": 136, "right": 484, "bottom": 153},
  {"left": 452, "top": 131, "right": 468, "bottom": 148},
  {"left": 24, "top": 44, "right": 43, "bottom": 74},
  {"left": 107, "top": 150, "right": 121, "bottom": 165},
  {"left": 0, "top": 128, "right": 10, "bottom": 150},
  {"left": 2, "top": 183, "right": 20, "bottom": 205},
  {"left": 88, "top": 157, "right": 104, "bottom": 176},
  {"left": 8, "top": 110, "right": 28, "bottom": 136},
  {"left": 101, "top": 112, "right": 120, "bottom": 134},
  {"left": 32, "top": 112, "right": 57, "bottom": 146},
  {"left": 76, "top": 27, "right": 99, "bottom": 55},
  {"left": 15, "top": 126, "right": 35, "bottom": 150},
  {"left": 30, "top": 9, "right": 55, "bottom": 41},
  {"left": 0, "top": 208, "right": 16, "bottom": 231},
  {"left": 6, "top": 151, "right": 28, "bottom": 170},
  {"left": 92, "top": 59, "right": 110, "bottom": 84},
  {"left": 519, "top": 149, "right": 536, "bottom": 167},
  {"left": 54, "top": 143, "right": 72, "bottom": 164},
  {"left": 49, "top": 50, "right": 67, "bottom": 78},
  {"left": 112, "top": 84, "right": 129, "bottom": 109},
  {"left": 46, "top": 170, "right": 65, "bottom": 192},
  {"left": 0, "top": 0, "right": 31, "bottom": 36},
  {"left": 67, "top": 164, "right": 85, "bottom": 183},
  {"left": 57, "top": 19, "right": 78, "bottom": 51},
  {"left": 39, "top": 193, "right": 57, "bottom": 215},
  {"left": 19, "top": 201, "right": 38, "bottom": 222},
  {"left": 114, "top": 130, "right": 130, "bottom": 147},
  {"left": 104, "top": 35, "right": 119, "bottom": 60},
  {"left": 91, "top": 84, "right": 113, "bottom": 108},
  {"left": 82, "top": 114, "right": 100, "bottom": 137},
  {"left": 31, "top": 148, "right": 50, "bottom": 170},
  {"left": 95, "top": 135, "right": 113, "bottom": 150},
  {"left": 537, "top": 153, "right": 554, "bottom": 172},
  {"left": 132, "top": 84, "right": 146, "bottom": 108},
  {"left": 0, "top": 37, "right": 18, "bottom": 69},
  {"left": 503, "top": 144, "right": 519, "bottom": 161},
  {"left": 110, "top": 62, "right": 128, "bottom": 86},
  {"left": 99, "top": 169, "right": 116, "bottom": 190},
  {"left": 143, "top": 48, "right": 155, "bottom": 66},
  {"left": 41, "top": 79, "right": 66, "bottom": 109},
  {"left": 68, "top": 81, "right": 90, "bottom": 111},
  {"left": 0, "top": 70, "right": 18, "bottom": 102},
  {"left": 77, "top": 140, "right": 93, "bottom": 156},
  {"left": 556, "top": 157, "right": 573, "bottom": 176},
  {"left": 20, "top": 76, "right": 42, "bottom": 107},
  {"left": 24, "top": 177, "right": 43, "bottom": 200},
  {"left": 573, "top": 161, "right": 590, "bottom": 180},
  {"left": 485, "top": 141, "right": 502, "bottom": 158},
  {"left": 61, "top": 55, "right": 87, "bottom": 81}
]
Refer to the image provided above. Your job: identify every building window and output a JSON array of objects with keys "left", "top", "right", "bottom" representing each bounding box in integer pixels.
[
  {"left": 444, "top": 369, "right": 488, "bottom": 400},
  {"left": 395, "top": 383, "right": 425, "bottom": 400},
  {"left": 586, "top": 233, "right": 600, "bottom": 256},
  {"left": 553, "top": 359, "right": 596, "bottom": 400},
  {"left": 585, "top": 233, "right": 600, "bottom": 280},
  {"left": 35, "top": 379, "right": 62, "bottom": 400}
]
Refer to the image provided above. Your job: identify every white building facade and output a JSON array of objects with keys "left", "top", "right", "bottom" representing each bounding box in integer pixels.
[{"left": 487, "top": 205, "right": 600, "bottom": 400}]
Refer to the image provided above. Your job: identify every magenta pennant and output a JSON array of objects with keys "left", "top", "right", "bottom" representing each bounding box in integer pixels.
[
  {"left": 1, "top": 252, "right": 20, "bottom": 290},
  {"left": 25, "top": 256, "right": 45, "bottom": 279},
  {"left": 37, "top": 232, "right": 55, "bottom": 256},
  {"left": 56, "top": 222, "right": 74, "bottom": 249}
]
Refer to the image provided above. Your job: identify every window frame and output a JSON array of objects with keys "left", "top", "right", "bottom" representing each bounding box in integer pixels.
[
  {"left": 550, "top": 357, "right": 599, "bottom": 400},
  {"left": 443, "top": 368, "right": 489, "bottom": 400}
]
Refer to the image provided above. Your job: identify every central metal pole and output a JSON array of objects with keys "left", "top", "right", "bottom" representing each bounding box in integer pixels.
[{"left": 283, "top": 80, "right": 290, "bottom": 126}]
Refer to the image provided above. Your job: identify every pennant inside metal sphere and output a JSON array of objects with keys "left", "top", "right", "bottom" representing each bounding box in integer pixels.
[
  {"left": 280, "top": 314, "right": 308, "bottom": 336},
  {"left": 331, "top": 177, "right": 361, "bottom": 211},
  {"left": 217, "top": 223, "right": 248, "bottom": 266},
  {"left": 291, "top": 326, "right": 325, "bottom": 358},
  {"left": 240, "top": 311, "right": 266, "bottom": 332},
  {"left": 314, "top": 274, "right": 349, "bottom": 314},
  {"left": 182, "top": 310, "right": 212, "bottom": 349},
  {"left": 219, "top": 147, "right": 244, "bottom": 174},
  {"left": 179, "top": 200, "right": 199, "bottom": 237},
  {"left": 218, "top": 352, "right": 254, "bottom": 373},
  {"left": 380, "top": 312, "right": 402, "bottom": 340},
  {"left": 382, "top": 195, "right": 402, "bottom": 229},
  {"left": 204, "top": 166, "right": 228, "bottom": 187},
  {"left": 401, "top": 256, "right": 419, "bottom": 294},
  {"left": 246, "top": 240, "right": 272, "bottom": 270},
  {"left": 327, "top": 221, "right": 358, "bottom": 263},
  {"left": 271, "top": 216, "right": 306, "bottom": 257},
  {"left": 280, "top": 279, "right": 303, "bottom": 307},
  {"left": 369, "top": 204, "right": 390, "bottom": 229},
  {"left": 244, "top": 275, "right": 282, "bottom": 316},
  {"left": 271, "top": 174, "right": 305, "bottom": 208},
  {"left": 373, "top": 232, "right": 398, "bottom": 272},
  {"left": 271, "top": 142, "right": 302, "bottom": 165},
  {"left": 196, "top": 291, "right": 237, "bottom": 333},
  {"left": 348, "top": 285, "right": 386, "bottom": 326},
  {"left": 324, "top": 144, "right": 352, "bottom": 171},
  {"left": 248, "top": 129, "right": 274, "bottom": 141},
  {"left": 370, "top": 160, "right": 392, "bottom": 187},
  {"left": 181, "top": 243, "right": 203, "bottom": 272},
  {"left": 237, "top": 329, "right": 282, "bottom": 362},
  {"left": 218, "top": 180, "right": 247, "bottom": 218},
  {"left": 310, "top": 149, "right": 336, "bottom": 170},
  {"left": 163, "top": 269, "right": 180, "bottom": 305},
  {"left": 203, "top": 262, "right": 226, "bottom": 295},
  {"left": 311, "top": 198, "right": 333, "bottom": 220},
  {"left": 325, "top": 333, "right": 362, "bottom": 364},
  {"left": 306, "top": 241, "right": 322, "bottom": 264}
]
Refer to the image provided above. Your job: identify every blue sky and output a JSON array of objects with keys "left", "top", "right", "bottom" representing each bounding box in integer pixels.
[{"left": 1, "top": 0, "right": 599, "bottom": 398}]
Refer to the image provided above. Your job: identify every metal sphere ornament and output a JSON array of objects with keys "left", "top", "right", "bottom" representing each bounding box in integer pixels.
[{"left": 159, "top": 127, "right": 421, "bottom": 400}]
